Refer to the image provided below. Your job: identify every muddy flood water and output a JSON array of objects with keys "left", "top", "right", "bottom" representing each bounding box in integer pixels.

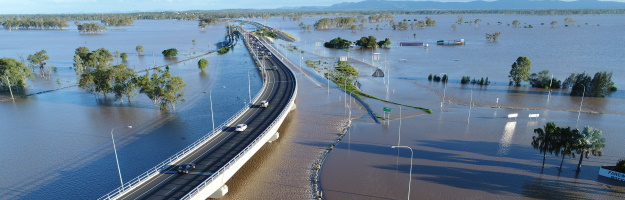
[{"left": 263, "top": 14, "right": 625, "bottom": 199}]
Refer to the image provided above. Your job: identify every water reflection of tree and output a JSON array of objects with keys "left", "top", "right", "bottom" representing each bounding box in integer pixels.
[{"left": 522, "top": 177, "right": 594, "bottom": 199}]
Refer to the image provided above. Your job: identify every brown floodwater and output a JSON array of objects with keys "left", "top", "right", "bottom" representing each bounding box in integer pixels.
[{"left": 218, "top": 68, "right": 364, "bottom": 199}]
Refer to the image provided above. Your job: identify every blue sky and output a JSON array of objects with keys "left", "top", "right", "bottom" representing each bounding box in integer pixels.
[{"left": 1, "top": 0, "right": 625, "bottom": 14}]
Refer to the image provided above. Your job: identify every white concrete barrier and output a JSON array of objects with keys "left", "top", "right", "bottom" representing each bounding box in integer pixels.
[
  {"left": 507, "top": 113, "right": 518, "bottom": 119},
  {"left": 528, "top": 114, "right": 539, "bottom": 119}
]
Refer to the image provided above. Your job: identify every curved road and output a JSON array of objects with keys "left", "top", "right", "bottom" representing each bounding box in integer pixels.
[{"left": 117, "top": 33, "right": 295, "bottom": 199}]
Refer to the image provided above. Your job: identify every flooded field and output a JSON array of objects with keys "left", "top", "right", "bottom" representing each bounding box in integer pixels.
[{"left": 265, "top": 14, "right": 625, "bottom": 199}]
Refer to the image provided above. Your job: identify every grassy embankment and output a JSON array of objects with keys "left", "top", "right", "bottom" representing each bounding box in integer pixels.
[{"left": 307, "top": 60, "right": 432, "bottom": 119}]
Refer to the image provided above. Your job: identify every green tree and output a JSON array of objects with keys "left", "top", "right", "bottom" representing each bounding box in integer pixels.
[
  {"left": 136, "top": 45, "right": 144, "bottom": 56},
  {"left": 73, "top": 54, "right": 84, "bottom": 75},
  {"left": 198, "top": 21, "right": 207, "bottom": 30},
  {"left": 550, "top": 20, "right": 558, "bottom": 28},
  {"left": 564, "top": 18, "right": 576, "bottom": 27},
  {"left": 324, "top": 37, "right": 351, "bottom": 49},
  {"left": 573, "top": 126, "right": 606, "bottom": 173},
  {"left": 0, "top": 57, "right": 32, "bottom": 92},
  {"left": 377, "top": 38, "right": 391, "bottom": 48},
  {"left": 27, "top": 50, "right": 50, "bottom": 69},
  {"left": 512, "top": 20, "right": 521, "bottom": 27},
  {"left": 79, "top": 67, "right": 113, "bottom": 98},
  {"left": 111, "top": 64, "right": 137, "bottom": 103},
  {"left": 77, "top": 22, "right": 106, "bottom": 34},
  {"left": 532, "top": 122, "right": 559, "bottom": 169},
  {"left": 508, "top": 56, "right": 531, "bottom": 86},
  {"left": 198, "top": 58, "right": 209, "bottom": 71},
  {"left": 554, "top": 126, "right": 579, "bottom": 171},
  {"left": 162, "top": 48, "right": 178, "bottom": 57},
  {"left": 120, "top": 52, "right": 128, "bottom": 62},
  {"left": 425, "top": 17, "right": 436, "bottom": 26},
  {"left": 474, "top": 19, "right": 481, "bottom": 28},
  {"left": 589, "top": 71, "right": 614, "bottom": 97},
  {"left": 355, "top": 36, "right": 378, "bottom": 49},
  {"left": 486, "top": 32, "right": 501, "bottom": 41},
  {"left": 137, "top": 69, "right": 186, "bottom": 111},
  {"left": 529, "top": 70, "right": 561, "bottom": 89},
  {"left": 565, "top": 73, "right": 592, "bottom": 96},
  {"left": 114, "top": 51, "right": 120, "bottom": 62}
]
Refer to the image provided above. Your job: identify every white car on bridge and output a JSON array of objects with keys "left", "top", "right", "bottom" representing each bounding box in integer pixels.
[
  {"left": 235, "top": 124, "right": 248, "bottom": 132},
  {"left": 260, "top": 100, "right": 269, "bottom": 108}
]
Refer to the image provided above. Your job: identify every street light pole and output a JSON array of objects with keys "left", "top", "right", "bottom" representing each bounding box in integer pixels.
[
  {"left": 440, "top": 73, "right": 447, "bottom": 108},
  {"left": 210, "top": 89, "right": 215, "bottom": 131},
  {"left": 577, "top": 84, "right": 586, "bottom": 127},
  {"left": 398, "top": 106, "right": 402, "bottom": 146},
  {"left": 391, "top": 145, "right": 413, "bottom": 200},
  {"left": 110, "top": 126, "right": 132, "bottom": 190},
  {"left": 248, "top": 69, "right": 252, "bottom": 105}
]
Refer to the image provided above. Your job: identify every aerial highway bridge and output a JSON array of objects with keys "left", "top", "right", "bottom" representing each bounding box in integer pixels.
[{"left": 99, "top": 25, "right": 297, "bottom": 200}]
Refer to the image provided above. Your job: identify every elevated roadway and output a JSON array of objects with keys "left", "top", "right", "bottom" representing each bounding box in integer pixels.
[{"left": 99, "top": 30, "right": 297, "bottom": 200}]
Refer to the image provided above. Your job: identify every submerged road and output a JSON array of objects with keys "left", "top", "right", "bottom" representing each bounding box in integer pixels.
[{"left": 117, "top": 33, "right": 296, "bottom": 199}]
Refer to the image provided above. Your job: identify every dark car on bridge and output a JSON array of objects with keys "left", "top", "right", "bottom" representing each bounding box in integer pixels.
[{"left": 177, "top": 163, "right": 196, "bottom": 174}]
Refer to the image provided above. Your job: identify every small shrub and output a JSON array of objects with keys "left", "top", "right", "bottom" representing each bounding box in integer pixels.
[
  {"left": 609, "top": 86, "right": 618, "bottom": 92},
  {"left": 461, "top": 76, "right": 471, "bottom": 84},
  {"left": 616, "top": 159, "right": 625, "bottom": 173},
  {"left": 217, "top": 46, "right": 230, "bottom": 54},
  {"left": 162, "top": 48, "right": 178, "bottom": 57}
]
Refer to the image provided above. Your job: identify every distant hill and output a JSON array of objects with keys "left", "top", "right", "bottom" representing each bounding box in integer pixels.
[{"left": 292, "top": 0, "right": 625, "bottom": 10}]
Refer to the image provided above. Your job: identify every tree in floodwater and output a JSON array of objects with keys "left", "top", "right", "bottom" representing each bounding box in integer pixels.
[
  {"left": 512, "top": 20, "right": 521, "bottom": 27},
  {"left": 529, "top": 70, "right": 561, "bottom": 89},
  {"left": 137, "top": 69, "right": 186, "bottom": 111},
  {"left": 27, "top": 50, "right": 49, "bottom": 69},
  {"left": 73, "top": 47, "right": 114, "bottom": 74},
  {"left": 564, "top": 18, "right": 576, "bottom": 27},
  {"left": 589, "top": 71, "right": 615, "bottom": 97},
  {"left": 474, "top": 19, "right": 481, "bottom": 28},
  {"left": 563, "top": 72, "right": 614, "bottom": 97},
  {"left": 78, "top": 66, "right": 113, "bottom": 98},
  {"left": 120, "top": 53, "right": 128, "bottom": 62},
  {"left": 355, "top": 36, "right": 378, "bottom": 49},
  {"left": 486, "top": 32, "right": 501, "bottom": 41},
  {"left": 101, "top": 17, "right": 134, "bottom": 27},
  {"left": 162, "top": 48, "right": 178, "bottom": 58},
  {"left": 508, "top": 56, "right": 531, "bottom": 86},
  {"left": 377, "top": 38, "right": 391, "bottom": 48},
  {"left": 554, "top": 126, "right": 579, "bottom": 171},
  {"left": 198, "top": 58, "right": 209, "bottom": 71},
  {"left": 425, "top": 17, "right": 436, "bottom": 26},
  {"left": 111, "top": 64, "right": 138, "bottom": 103},
  {"left": 77, "top": 22, "right": 106, "bottom": 34},
  {"left": 324, "top": 37, "right": 351, "bottom": 49},
  {"left": 136, "top": 45, "right": 144, "bottom": 56},
  {"left": 532, "top": 122, "right": 559, "bottom": 169},
  {"left": 0, "top": 57, "right": 32, "bottom": 92},
  {"left": 573, "top": 126, "right": 605, "bottom": 173},
  {"left": 550, "top": 20, "right": 558, "bottom": 28}
]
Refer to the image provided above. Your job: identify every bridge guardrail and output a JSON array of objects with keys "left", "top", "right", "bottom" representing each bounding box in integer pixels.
[
  {"left": 98, "top": 33, "right": 268, "bottom": 200},
  {"left": 180, "top": 33, "right": 297, "bottom": 200}
]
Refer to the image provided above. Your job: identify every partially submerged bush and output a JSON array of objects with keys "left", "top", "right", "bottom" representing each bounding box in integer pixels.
[{"left": 616, "top": 159, "right": 625, "bottom": 173}]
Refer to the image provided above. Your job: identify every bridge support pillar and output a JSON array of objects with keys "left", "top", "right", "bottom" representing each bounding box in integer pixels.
[
  {"left": 290, "top": 103, "right": 297, "bottom": 111},
  {"left": 268, "top": 132, "right": 280, "bottom": 143},
  {"left": 208, "top": 185, "right": 228, "bottom": 199}
]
